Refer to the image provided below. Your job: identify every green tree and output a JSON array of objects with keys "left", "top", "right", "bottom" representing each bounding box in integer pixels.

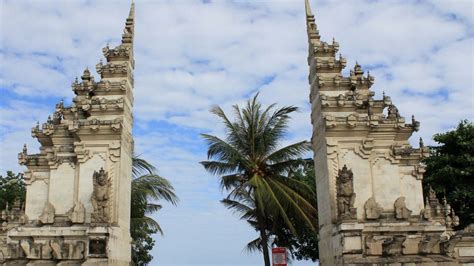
[
  {"left": 131, "top": 156, "right": 179, "bottom": 265},
  {"left": 273, "top": 158, "right": 319, "bottom": 262},
  {"left": 200, "top": 95, "right": 318, "bottom": 266},
  {"left": 423, "top": 120, "right": 474, "bottom": 229},
  {"left": 0, "top": 171, "right": 26, "bottom": 211}
]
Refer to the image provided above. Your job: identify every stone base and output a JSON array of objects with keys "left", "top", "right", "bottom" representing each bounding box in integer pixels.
[
  {"left": 326, "top": 221, "right": 474, "bottom": 265},
  {"left": 342, "top": 254, "right": 459, "bottom": 265}
]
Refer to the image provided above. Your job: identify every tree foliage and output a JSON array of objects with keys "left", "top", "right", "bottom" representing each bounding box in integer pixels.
[
  {"left": 131, "top": 155, "right": 178, "bottom": 265},
  {"left": 423, "top": 120, "right": 474, "bottom": 229},
  {"left": 200, "top": 95, "right": 318, "bottom": 266},
  {"left": 0, "top": 171, "right": 26, "bottom": 210},
  {"left": 273, "top": 158, "right": 319, "bottom": 262}
]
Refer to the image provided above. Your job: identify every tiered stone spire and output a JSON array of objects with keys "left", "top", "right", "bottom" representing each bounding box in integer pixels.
[
  {"left": 1, "top": 3, "right": 136, "bottom": 265},
  {"left": 306, "top": 0, "right": 470, "bottom": 264}
]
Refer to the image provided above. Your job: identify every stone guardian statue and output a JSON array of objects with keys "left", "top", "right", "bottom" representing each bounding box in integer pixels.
[{"left": 91, "top": 168, "right": 110, "bottom": 223}]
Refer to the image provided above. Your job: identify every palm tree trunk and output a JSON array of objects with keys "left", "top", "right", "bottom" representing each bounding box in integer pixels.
[{"left": 259, "top": 228, "right": 271, "bottom": 266}]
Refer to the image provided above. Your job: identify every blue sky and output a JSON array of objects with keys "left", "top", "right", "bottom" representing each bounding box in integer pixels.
[{"left": 0, "top": 0, "right": 472, "bottom": 265}]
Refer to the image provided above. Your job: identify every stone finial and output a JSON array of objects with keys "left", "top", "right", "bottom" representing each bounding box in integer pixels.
[
  {"left": 427, "top": 186, "right": 440, "bottom": 208},
  {"left": 337, "top": 165, "right": 357, "bottom": 220},
  {"left": 419, "top": 137, "right": 424, "bottom": 148},
  {"left": 305, "top": 0, "right": 313, "bottom": 17},
  {"left": 22, "top": 144, "right": 27, "bottom": 155},
  {"left": 394, "top": 197, "right": 412, "bottom": 219},
  {"left": 122, "top": 1, "right": 135, "bottom": 45},
  {"left": 411, "top": 115, "right": 420, "bottom": 131},
  {"left": 354, "top": 61, "right": 363, "bottom": 75},
  {"left": 12, "top": 199, "right": 21, "bottom": 211},
  {"left": 81, "top": 68, "right": 91, "bottom": 81},
  {"left": 365, "top": 197, "right": 383, "bottom": 220},
  {"left": 305, "top": 0, "right": 320, "bottom": 41},
  {"left": 387, "top": 104, "right": 400, "bottom": 119}
]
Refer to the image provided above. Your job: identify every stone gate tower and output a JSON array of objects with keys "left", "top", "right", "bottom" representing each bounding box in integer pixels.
[
  {"left": 306, "top": 0, "right": 473, "bottom": 265},
  {"left": 1, "top": 3, "right": 135, "bottom": 265}
]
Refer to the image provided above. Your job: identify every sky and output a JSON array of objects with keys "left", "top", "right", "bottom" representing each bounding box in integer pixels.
[{"left": 0, "top": 0, "right": 473, "bottom": 265}]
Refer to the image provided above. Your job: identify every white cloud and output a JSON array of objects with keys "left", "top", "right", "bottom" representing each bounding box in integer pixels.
[{"left": 0, "top": 0, "right": 472, "bottom": 265}]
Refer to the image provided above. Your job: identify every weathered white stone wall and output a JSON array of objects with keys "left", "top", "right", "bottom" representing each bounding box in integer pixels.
[
  {"left": 372, "top": 157, "right": 401, "bottom": 209},
  {"left": 49, "top": 162, "right": 75, "bottom": 214},
  {"left": 25, "top": 174, "right": 49, "bottom": 219}
]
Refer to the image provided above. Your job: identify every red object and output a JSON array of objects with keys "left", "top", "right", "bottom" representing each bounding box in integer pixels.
[{"left": 272, "top": 247, "right": 287, "bottom": 266}]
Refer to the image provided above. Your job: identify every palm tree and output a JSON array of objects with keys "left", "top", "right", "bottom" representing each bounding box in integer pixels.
[
  {"left": 131, "top": 155, "right": 178, "bottom": 265},
  {"left": 200, "top": 95, "right": 318, "bottom": 266}
]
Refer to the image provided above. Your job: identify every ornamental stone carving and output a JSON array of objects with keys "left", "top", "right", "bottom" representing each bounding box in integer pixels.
[
  {"left": 67, "top": 201, "right": 86, "bottom": 224},
  {"left": 3, "top": 240, "right": 85, "bottom": 261},
  {"left": 419, "top": 234, "right": 441, "bottom": 254},
  {"left": 20, "top": 239, "right": 40, "bottom": 259},
  {"left": 91, "top": 168, "right": 111, "bottom": 223},
  {"left": 394, "top": 197, "right": 412, "bottom": 220},
  {"left": 39, "top": 202, "right": 55, "bottom": 224},
  {"left": 41, "top": 242, "right": 53, "bottom": 260},
  {"left": 387, "top": 104, "right": 400, "bottom": 119},
  {"left": 382, "top": 235, "right": 406, "bottom": 256},
  {"left": 441, "top": 234, "right": 461, "bottom": 258},
  {"left": 364, "top": 197, "right": 383, "bottom": 220},
  {"left": 89, "top": 238, "right": 107, "bottom": 257},
  {"left": 336, "top": 165, "right": 356, "bottom": 220},
  {"left": 365, "top": 235, "right": 383, "bottom": 255},
  {"left": 402, "top": 237, "right": 421, "bottom": 255},
  {"left": 1, "top": 199, "right": 28, "bottom": 225},
  {"left": 6, "top": 243, "right": 24, "bottom": 259},
  {"left": 51, "top": 239, "right": 68, "bottom": 260},
  {"left": 421, "top": 186, "right": 459, "bottom": 228}
]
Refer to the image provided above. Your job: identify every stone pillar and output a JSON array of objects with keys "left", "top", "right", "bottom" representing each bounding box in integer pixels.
[
  {"left": 305, "top": 0, "right": 471, "bottom": 265},
  {"left": 1, "top": 3, "right": 135, "bottom": 265}
]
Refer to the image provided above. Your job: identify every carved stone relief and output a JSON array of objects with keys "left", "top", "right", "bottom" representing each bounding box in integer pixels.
[
  {"left": 91, "top": 168, "right": 110, "bottom": 224},
  {"left": 419, "top": 234, "right": 441, "bottom": 254},
  {"left": 441, "top": 234, "right": 461, "bottom": 258},
  {"left": 336, "top": 165, "right": 356, "bottom": 220},
  {"left": 402, "top": 237, "right": 421, "bottom": 255},
  {"left": 365, "top": 235, "right": 383, "bottom": 256},
  {"left": 421, "top": 186, "right": 460, "bottom": 228},
  {"left": 394, "top": 197, "right": 412, "bottom": 220},
  {"left": 3, "top": 239, "right": 85, "bottom": 261},
  {"left": 382, "top": 235, "right": 406, "bottom": 256},
  {"left": 364, "top": 197, "right": 383, "bottom": 220},
  {"left": 6, "top": 243, "right": 24, "bottom": 259},
  {"left": 67, "top": 201, "right": 86, "bottom": 224},
  {"left": 69, "top": 241, "right": 86, "bottom": 260},
  {"left": 20, "top": 239, "right": 40, "bottom": 259},
  {"left": 89, "top": 238, "right": 107, "bottom": 258},
  {"left": 41, "top": 242, "right": 53, "bottom": 260},
  {"left": 39, "top": 202, "right": 55, "bottom": 224}
]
